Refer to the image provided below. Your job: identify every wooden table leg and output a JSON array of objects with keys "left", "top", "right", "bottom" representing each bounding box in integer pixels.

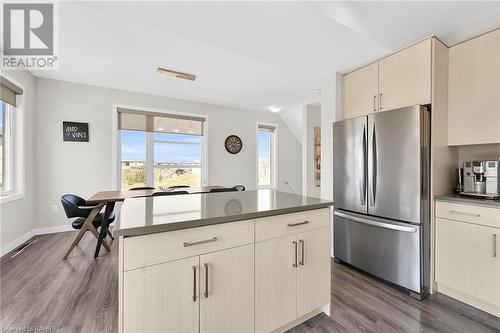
[
  {"left": 94, "top": 202, "right": 115, "bottom": 258},
  {"left": 63, "top": 206, "right": 101, "bottom": 260}
]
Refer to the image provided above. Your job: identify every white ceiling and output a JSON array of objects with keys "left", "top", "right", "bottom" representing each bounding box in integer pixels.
[{"left": 30, "top": 1, "right": 500, "bottom": 112}]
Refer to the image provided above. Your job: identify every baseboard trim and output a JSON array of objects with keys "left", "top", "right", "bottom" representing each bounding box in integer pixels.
[
  {"left": 437, "top": 283, "right": 500, "bottom": 317},
  {"left": 0, "top": 224, "right": 73, "bottom": 257}
]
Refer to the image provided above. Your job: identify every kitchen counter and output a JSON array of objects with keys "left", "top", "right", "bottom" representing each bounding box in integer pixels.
[
  {"left": 435, "top": 194, "right": 500, "bottom": 209},
  {"left": 114, "top": 189, "right": 333, "bottom": 237}
]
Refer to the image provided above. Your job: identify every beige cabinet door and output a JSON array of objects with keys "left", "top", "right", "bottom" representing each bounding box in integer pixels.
[
  {"left": 448, "top": 29, "right": 500, "bottom": 145},
  {"left": 342, "top": 61, "right": 379, "bottom": 120},
  {"left": 436, "top": 218, "right": 500, "bottom": 307},
  {"left": 200, "top": 244, "right": 254, "bottom": 333},
  {"left": 378, "top": 39, "right": 432, "bottom": 111},
  {"left": 123, "top": 256, "right": 200, "bottom": 333},
  {"left": 296, "top": 227, "right": 331, "bottom": 317},
  {"left": 255, "top": 235, "right": 297, "bottom": 332}
]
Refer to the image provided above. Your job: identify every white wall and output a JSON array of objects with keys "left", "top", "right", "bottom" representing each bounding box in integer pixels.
[
  {"left": 302, "top": 105, "right": 321, "bottom": 198},
  {"left": 0, "top": 70, "right": 37, "bottom": 253},
  {"left": 34, "top": 78, "right": 302, "bottom": 229},
  {"left": 279, "top": 106, "right": 303, "bottom": 144},
  {"left": 320, "top": 73, "right": 342, "bottom": 201}
]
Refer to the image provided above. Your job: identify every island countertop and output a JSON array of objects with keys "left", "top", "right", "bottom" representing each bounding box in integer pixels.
[{"left": 114, "top": 189, "right": 334, "bottom": 237}]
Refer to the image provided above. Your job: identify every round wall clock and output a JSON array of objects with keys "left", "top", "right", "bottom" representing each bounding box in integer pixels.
[{"left": 224, "top": 135, "right": 243, "bottom": 154}]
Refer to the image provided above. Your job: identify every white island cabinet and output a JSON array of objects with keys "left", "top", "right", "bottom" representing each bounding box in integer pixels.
[{"left": 115, "top": 190, "right": 333, "bottom": 333}]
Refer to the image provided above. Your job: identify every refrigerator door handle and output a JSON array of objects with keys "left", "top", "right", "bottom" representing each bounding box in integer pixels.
[
  {"left": 369, "top": 122, "right": 377, "bottom": 207},
  {"left": 334, "top": 211, "right": 418, "bottom": 233},
  {"left": 360, "top": 124, "right": 367, "bottom": 206}
]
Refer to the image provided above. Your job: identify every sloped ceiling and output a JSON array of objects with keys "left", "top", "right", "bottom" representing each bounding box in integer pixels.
[{"left": 26, "top": 1, "right": 500, "bottom": 113}]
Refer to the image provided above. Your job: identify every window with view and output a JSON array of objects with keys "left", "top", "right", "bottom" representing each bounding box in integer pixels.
[
  {"left": 1, "top": 76, "right": 24, "bottom": 200},
  {"left": 257, "top": 124, "right": 276, "bottom": 188},
  {"left": 119, "top": 108, "right": 205, "bottom": 190}
]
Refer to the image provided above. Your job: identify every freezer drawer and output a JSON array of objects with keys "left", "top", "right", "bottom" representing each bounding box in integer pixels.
[{"left": 334, "top": 210, "right": 421, "bottom": 293}]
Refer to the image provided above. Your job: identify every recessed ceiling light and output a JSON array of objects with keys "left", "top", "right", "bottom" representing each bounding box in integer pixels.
[
  {"left": 157, "top": 67, "right": 196, "bottom": 81},
  {"left": 268, "top": 106, "right": 282, "bottom": 113}
]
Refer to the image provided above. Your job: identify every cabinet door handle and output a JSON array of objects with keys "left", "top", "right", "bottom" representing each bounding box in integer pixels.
[
  {"left": 299, "top": 240, "right": 305, "bottom": 266},
  {"left": 192, "top": 265, "right": 197, "bottom": 302},
  {"left": 379, "top": 93, "right": 383, "bottom": 110},
  {"left": 183, "top": 237, "right": 217, "bottom": 247},
  {"left": 449, "top": 210, "right": 480, "bottom": 218},
  {"left": 288, "top": 221, "right": 309, "bottom": 227},
  {"left": 204, "top": 263, "right": 209, "bottom": 298},
  {"left": 293, "top": 241, "right": 298, "bottom": 268},
  {"left": 373, "top": 95, "right": 377, "bottom": 112},
  {"left": 493, "top": 234, "right": 497, "bottom": 258}
]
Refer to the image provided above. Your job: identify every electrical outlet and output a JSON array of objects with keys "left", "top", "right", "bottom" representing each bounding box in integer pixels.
[{"left": 51, "top": 205, "right": 58, "bottom": 212}]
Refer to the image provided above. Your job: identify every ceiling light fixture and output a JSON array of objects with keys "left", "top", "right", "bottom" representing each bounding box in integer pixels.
[
  {"left": 268, "top": 106, "right": 282, "bottom": 113},
  {"left": 157, "top": 67, "right": 196, "bottom": 81}
]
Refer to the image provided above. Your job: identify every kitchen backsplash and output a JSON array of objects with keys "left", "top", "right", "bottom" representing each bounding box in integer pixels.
[{"left": 457, "top": 144, "right": 500, "bottom": 166}]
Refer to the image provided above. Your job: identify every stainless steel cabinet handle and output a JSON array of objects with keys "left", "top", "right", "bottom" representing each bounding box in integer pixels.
[
  {"left": 373, "top": 95, "right": 377, "bottom": 112},
  {"left": 204, "top": 263, "right": 209, "bottom": 298},
  {"left": 288, "top": 221, "right": 309, "bottom": 227},
  {"left": 379, "top": 92, "right": 383, "bottom": 110},
  {"left": 183, "top": 237, "right": 218, "bottom": 247},
  {"left": 192, "top": 266, "right": 197, "bottom": 302},
  {"left": 493, "top": 234, "right": 497, "bottom": 258},
  {"left": 449, "top": 210, "right": 480, "bottom": 218},
  {"left": 299, "top": 240, "right": 305, "bottom": 266},
  {"left": 293, "top": 241, "right": 298, "bottom": 268}
]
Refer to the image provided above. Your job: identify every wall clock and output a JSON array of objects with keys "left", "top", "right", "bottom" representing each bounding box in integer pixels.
[{"left": 225, "top": 135, "right": 243, "bottom": 154}]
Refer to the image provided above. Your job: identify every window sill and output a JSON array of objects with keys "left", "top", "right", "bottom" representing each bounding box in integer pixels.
[{"left": 0, "top": 192, "right": 25, "bottom": 204}]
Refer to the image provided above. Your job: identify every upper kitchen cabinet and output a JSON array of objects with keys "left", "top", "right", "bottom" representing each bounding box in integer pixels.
[
  {"left": 342, "top": 62, "right": 379, "bottom": 120},
  {"left": 378, "top": 39, "right": 432, "bottom": 111},
  {"left": 448, "top": 28, "right": 500, "bottom": 145},
  {"left": 341, "top": 38, "right": 433, "bottom": 120}
]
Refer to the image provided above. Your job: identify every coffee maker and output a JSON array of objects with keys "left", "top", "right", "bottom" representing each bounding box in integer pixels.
[{"left": 461, "top": 160, "right": 500, "bottom": 199}]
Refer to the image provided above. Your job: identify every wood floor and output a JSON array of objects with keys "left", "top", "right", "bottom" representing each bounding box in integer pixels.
[{"left": 1, "top": 231, "right": 500, "bottom": 333}]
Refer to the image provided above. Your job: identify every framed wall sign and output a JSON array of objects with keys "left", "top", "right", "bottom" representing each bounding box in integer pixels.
[{"left": 63, "top": 121, "right": 89, "bottom": 142}]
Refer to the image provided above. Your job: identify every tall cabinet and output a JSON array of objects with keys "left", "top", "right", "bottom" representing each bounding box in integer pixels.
[{"left": 448, "top": 28, "right": 500, "bottom": 145}]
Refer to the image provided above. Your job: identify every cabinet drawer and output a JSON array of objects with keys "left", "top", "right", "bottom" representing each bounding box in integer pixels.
[
  {"left": 124, "top": 220, "right": 254, "bottom": 271},
  {"left": 255, "top": 208, "right": 330, "bottom": 242},
  {"left": 435, "top": 201, "right": 500, "bottom": 229}
]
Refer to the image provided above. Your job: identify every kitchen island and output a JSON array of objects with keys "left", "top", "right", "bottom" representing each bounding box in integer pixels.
[{"left": 115, "top": 189, "right": 334, "bottom": 333}]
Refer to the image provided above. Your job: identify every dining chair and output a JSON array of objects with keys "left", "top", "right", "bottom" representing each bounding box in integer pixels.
[
  {"left": 209, "top": 187, "right": 238, "bottom": 193},
  {"left": 232, "top": 185, "right": 245, "bottom": 191},
  {"left": 61, "top": 194, "right": 115, "bottom": 259},
  {"left": 152, "top": 191, "right": 189, "bottom": 196},
  {"left": 129, "top": 186, "right": 156, "bottom": 190}
]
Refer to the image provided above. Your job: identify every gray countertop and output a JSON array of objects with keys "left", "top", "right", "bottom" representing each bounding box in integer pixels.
[
  {"left": 435, "top": 194, "right": 500, "bottom": 209},
  {"left": 114, "top": 189, "right": 334, "bottom": 237}
]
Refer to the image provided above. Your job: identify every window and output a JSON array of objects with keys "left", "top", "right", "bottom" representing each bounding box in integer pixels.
[
  {"left": 118, "top": 108, "right": 205, "bottom": 190},
  {"left": 257, "top": 124, "right": 276, "bottom": 188},
  {"left": 153, "top": 133, "right": 202, "bottom": 189},
  {"left": 0, "top": 76, "right": 24, "bottom": 202}
]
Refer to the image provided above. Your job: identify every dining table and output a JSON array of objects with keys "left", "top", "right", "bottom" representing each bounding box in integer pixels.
[{"left": 85, "top": 186, "right": 223, "bottom": 258}]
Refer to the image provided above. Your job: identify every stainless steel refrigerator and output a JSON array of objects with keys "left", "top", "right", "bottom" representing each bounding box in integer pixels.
[{"left": 333, "top": 105, "right": 430, "bottom": 299}]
